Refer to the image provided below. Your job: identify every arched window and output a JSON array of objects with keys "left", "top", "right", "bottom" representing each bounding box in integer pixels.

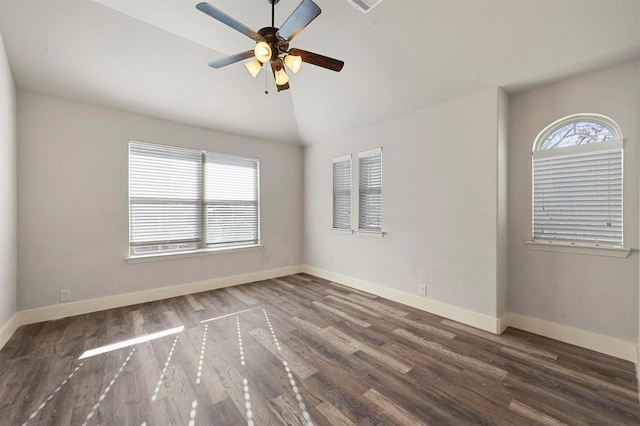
[{"left": 532, "top": 114, "right": 623, "bottom": 247}]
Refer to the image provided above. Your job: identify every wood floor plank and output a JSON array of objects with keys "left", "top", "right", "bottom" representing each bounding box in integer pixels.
[
  {"left": 340, "top": 292, "right": 409, "bottom": 317},
  {"left": 363, "top": 388, "right": 427, "bottom": 426},
  {"left": 248, "top": 327, "right": 318, "bottom": 379},
  {"left": 393, "top": 328, "right": 508, "bottom": 379},
  {"left": 289, "top": 317, "right": 360, "bottom": 355},
  {"left": 328, "top": 327, "right": 413, "bottom": 374},
  {"left": 501, "top": 346, "right": 637, "bottom": 399},
  {"left": 271, "top": 277, "right": 298, "bottom": 289},
  {"left": 269, "top": 394, "right": 307, "bottom": 425},
  {"left": 204, "top": 316, "right": 287, "bottom": 425},
  {"left": 215, "top": 363, "right": 282, "bottom": 426},
  {"left": 184, "top": 294, "right": 205, "bottom": 312},
  {"left": 509, "top": 399, "right": 569, "bottom": 425},
  {"left": 1, "top": 273, "right": 638, "bottom": 425},
  {"left": 324, "top": 294, "right": 382, "bottom": 318},
  {"left": 488, "top": 348, "right": 638, "bottom": 424},
  {"left": 311, "top": 301, "right": 371, "bottom": 328},
  {"left": 391, "top": 313, "right": 456, "bottom": 339},
  {"left": 441, "top": 319, "right": 558, "bottom": 359},
  {"left": 225, "top": 286, "right": 259, "bottom": 306},
  {"left": 403, "top": 358, "right": 538, "bottom": 426},
  {"left": 315, "top": 401, "right": 357, "bottom": 426}
]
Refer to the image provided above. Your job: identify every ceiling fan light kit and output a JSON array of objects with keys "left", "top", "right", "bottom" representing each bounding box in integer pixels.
[
  {"left": 254, "top": 41, "right": 273, "bottom": 63},
  {"left": 245, "top": 60, "right": 264, "bottom": 78},
  {"left": 284, "top": 54, "right": 302, "bottom": 73},
  {"left": 196, "top": 0, "right": 344, "bottom": 93}
]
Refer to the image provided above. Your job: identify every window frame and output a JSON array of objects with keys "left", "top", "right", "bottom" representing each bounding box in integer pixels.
[
  {"left": 527, "top": 114, "right": 630, "bottom": 257},
  {"left": 127, "top": 141, "right": 261, "bottom": 262}
]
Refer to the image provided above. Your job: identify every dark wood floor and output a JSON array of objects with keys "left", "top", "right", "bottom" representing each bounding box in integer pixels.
[{"left": 1, "top": 274, "right": 638, "bottom": 425}]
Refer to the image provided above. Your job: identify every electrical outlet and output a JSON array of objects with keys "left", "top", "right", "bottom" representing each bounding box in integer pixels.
[
  {"left": 290, "top": 257, "right": 295, "bottom": 265},
  {"left": 418, "top": 284, "right": 427, "bottom": 297},
  {"left": 60, "top": 289, "right": 71, "bottom": 302}
]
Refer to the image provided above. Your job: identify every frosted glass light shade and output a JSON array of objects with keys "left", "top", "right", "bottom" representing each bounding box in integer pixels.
[
  {"left": 274, "top": 67, "right": 289, "bottom": 85},
  {"left": 284, "top": 55, "right": 302, "bottom": 73},
  {"left": 245, "top": 60, "right": 263, "bottom": 78},
  {"left": 254, "top": 42, "right": 272, "bottom": 63}
]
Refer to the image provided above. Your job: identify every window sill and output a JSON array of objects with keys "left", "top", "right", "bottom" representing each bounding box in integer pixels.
[
  {"left": 331, "top": 228, "right": 354, "bottom": 234},
  {"left": 126, "top": 244, "right": 264, "bottom": 264},
  {"left": 356, "top": 230, "right": 385, "bottom": 238},
  {"left": 525, "top": 240, "right": 631, "bottom": 258}
]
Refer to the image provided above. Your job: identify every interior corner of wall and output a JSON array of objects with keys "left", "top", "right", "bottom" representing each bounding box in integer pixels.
[
  {"left": 497, "top": 311, "right": 510, "bottom": 334},
  {"left": 0, "top": 312, "right": 21, "bottom": 351}
]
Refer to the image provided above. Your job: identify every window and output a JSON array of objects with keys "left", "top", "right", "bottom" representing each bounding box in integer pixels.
[
  {"left": 129, "top": 141, "right": 259, "bottom": 257},
  {"left": 532, "top": 114, "right": 623, "bottom": 247},
  {"left": 358, "top": 148, "right": 382, "bottom": 232},
  {"left": 333, "top": 155, "right": 352, "bottom": 230}
]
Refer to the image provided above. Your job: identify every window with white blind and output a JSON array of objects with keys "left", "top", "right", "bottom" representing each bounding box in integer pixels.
[
  {"left": 358, "top": 148, "right": 383, "bottom": 232},
  {"left": 129, "top": 141, "right": 259, "bottom": 257},
  {"left": 205, "top": 153, "right": 259, "bottom": 247},
  {"left": 333, "top": 155, "right": 352, "bottom": 230},
  {"left": 531, "top": 114, "right": 623, "bottom": 248}
]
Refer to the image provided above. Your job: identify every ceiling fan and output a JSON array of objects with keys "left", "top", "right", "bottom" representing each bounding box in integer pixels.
[{"left": 196, "top": 0, "right": 344, "bottom": 92}]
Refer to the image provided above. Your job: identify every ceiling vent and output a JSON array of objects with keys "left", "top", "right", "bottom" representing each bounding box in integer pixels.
[{"left": 348, "top": 0, "right": 384, "bottom": 14}]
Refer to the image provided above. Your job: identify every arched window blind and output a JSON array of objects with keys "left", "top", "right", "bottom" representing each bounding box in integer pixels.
[
  {"left": 129, "top": 141, "right": 259, "bottom": 256},
  {"left": 532, "top": 115, "right": 623, "bottom": 246}
]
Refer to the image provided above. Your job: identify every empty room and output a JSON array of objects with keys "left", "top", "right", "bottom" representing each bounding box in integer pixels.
[{"left": 1, "top": 0, "right": 640, "bottom": 424}]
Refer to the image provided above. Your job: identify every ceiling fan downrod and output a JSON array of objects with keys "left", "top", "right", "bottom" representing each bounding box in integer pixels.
[{"left": 269, "top": 0, "right": 279, "bottom": 27}]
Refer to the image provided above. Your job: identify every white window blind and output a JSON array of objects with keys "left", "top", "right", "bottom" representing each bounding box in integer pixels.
[
  {"left": 205, "top": 153, "right": 259, "bottom": 247},
  {"left": 129, "top": 141, "right": 260, "bottom": 256},
  {"left": 129, "top": 142, "right": 202, "bottom": 255},
  {"left": 333, "top": 155, "right": 352, "bottom": 229},
  {"left": 358, "top": 148, "right": 382, "bottom": 231},
  {"left": 533, "top": 143, "right": 622, "bottom": 245}
]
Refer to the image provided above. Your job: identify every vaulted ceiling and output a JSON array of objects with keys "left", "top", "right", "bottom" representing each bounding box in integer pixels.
[{"left": 1, "top": 0, "right": 639, "bottom": 145}]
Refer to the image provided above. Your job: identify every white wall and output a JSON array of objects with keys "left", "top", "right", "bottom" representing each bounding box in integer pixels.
[
  {"left": 303, "top": 88, "right": 505, "bottom": 320},
  {"left": 0, "top": 30, "right": 17, "bottom": 331},
  {"left": 17, "top": 92, "right": 303, "bottom": 311},
  {"left": 508, "top": 60, "right": 640, "bottom": 342}
]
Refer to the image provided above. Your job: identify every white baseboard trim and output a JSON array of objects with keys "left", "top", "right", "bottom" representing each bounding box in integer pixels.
[
  {"left": 0, "top": 312, "right": 20, "bottom": 350},
  {"left": 16, "top": 265, "right": 303, "bottom": 328},
  {"left": 6, "top": 265, "right": 637, "bottom": 365},
  {"left": 302, "top": 265, "right": 502, "bottom": 334},
  {"left": 506, "top": 312, "right": 636, "bottom": 363}
]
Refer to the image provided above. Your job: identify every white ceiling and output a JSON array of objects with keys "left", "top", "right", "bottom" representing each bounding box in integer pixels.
[{"left": 1, "top": 0, "right": 639, "bottom": 146}]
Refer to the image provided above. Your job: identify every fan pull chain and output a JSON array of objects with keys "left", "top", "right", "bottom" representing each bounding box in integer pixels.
[{"left": 265, "top": 65, "right": 269, "bottom": 95}]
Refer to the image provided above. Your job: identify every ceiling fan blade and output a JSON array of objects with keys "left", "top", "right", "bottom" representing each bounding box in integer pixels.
[
  {"left": 208, "top": 50, "right": 255, "bottom": 69},
  {"left": 288, "top": 48, "right": 344, "bottom": 72},
  {"left": 196, "top": 2, "right": 260, "bottom": 41},
  {"left": 277, "top": 0, "right": 321, "bottom": 42}
]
